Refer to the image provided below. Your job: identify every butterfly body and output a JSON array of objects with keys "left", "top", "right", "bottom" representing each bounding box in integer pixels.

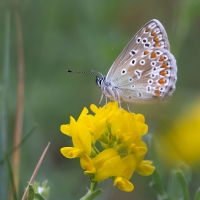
[
  {"left": 96, "top": 19, "right": 177, "bottom": 103},
  {"left": 96, "top": 76, "right": 120, "bottom": 101}
]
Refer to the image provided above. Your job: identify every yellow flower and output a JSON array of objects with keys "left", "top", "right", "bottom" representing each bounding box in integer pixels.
[
  {"left": 157, "top": 96, "right": 200, "bottom": 167},
  {"left": 60, "top": 102, "right": 155, "bottom": 192}
]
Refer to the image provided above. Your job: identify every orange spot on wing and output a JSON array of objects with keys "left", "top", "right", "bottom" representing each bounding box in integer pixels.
[
  {"left": 154, "top": 86, "right": 161, "bottom": 97},
  {"left": 146, "top": 27, "right": 150, "bottom": 32},
  {"left": 160, "top": 70, "right": 166, "bottom": 76},
  {"left": 144, "top": 50, "right": 149, "bottom": 55},
  {"left": 154, "top": 43, "right": 161, "bottom": 47},
  {"left": 161, "top": 62, "right": 167, "bottom": 68},
  {"left": 151, "top": 31, "right": 156, "bottom": 36},
  {"left": 158, "top": 78, "right": 165, "bottom": 85},
  {"left": 151, "top": 51, "right": 157, "bottom": 58},
  {"left": 159, "top": 56, "right": 164, "bottom": 62},
  {"left": 155, "top": 89, "right": 160, "bottom": 97},
  {"left": 154, "top": 37, "right": 159, "bottom": 43}
]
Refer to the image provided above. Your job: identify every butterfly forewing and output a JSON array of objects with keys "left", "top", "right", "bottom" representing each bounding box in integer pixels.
[{"left": 106, "top": 19, "right": 170, "bottom": 82}]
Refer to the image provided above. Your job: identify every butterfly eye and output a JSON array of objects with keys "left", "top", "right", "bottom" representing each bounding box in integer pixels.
[{"left": 121, "top": 69, "right": 127, "bottom": 75}]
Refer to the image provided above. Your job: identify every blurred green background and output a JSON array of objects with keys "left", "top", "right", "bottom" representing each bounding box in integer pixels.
[{"left": 1, "top": 0, "right": 200, "bottom": 199}]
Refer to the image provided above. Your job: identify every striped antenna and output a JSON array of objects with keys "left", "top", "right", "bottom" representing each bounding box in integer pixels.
[{"left": 67, "top": 70, "right": 104, "bottom": 77}]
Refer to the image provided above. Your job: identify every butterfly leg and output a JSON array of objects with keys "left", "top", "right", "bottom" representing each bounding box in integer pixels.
[
  {"left": 116, "top": 91, "right": 122, "bottom": 110},
  {"left": 99, "top": 93, "right": 104, "bottom": 106},
  {"left": 126, "top": 102, "right": 131, "bottom": 112}
]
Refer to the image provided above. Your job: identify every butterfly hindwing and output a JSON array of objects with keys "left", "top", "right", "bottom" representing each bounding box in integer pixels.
[{"left": 110, "top": 47, "right": 177, "bottom": 102}]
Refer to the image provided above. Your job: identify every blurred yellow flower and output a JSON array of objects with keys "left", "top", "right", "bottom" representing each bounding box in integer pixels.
[
  {"left": 60, "top": 102, "right": 155, "bottom": 192},
  {"left": 157, "top": 97, "right": 200, "bottom": 167}
]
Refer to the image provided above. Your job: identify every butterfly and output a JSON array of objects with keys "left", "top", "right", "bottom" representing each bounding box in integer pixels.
[{"left": 68, "top": 19, "right": 177, "bottom": 106}]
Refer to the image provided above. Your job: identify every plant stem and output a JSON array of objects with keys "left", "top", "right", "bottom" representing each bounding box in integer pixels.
[
  {"left": 0, "top": 10, "right": 10, "bottom": 200},
  {"left": 12, "top": 0, "right": 25, "bottom": 195},
  {"left": 90, "top": 181, "right": 98, "bottom": 192}
]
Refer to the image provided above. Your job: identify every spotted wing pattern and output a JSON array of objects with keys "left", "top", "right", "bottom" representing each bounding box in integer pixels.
[{"left": 105, "top": 19, "right": 177, "bottom": 102}]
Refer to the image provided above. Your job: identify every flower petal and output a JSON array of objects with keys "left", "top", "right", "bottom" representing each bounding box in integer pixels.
[
  {"left": 92, "top": 149, "right": 121, "bottom": 181},
  {"left": 114, "top": 177, "right": 134, "bottom": 192},
  {"left": 80, "top": 153, "right": 96, "bottom": 175},
  {"left": 78, "top": 107, "right": 88, "bottom": 121},
  {"left": 93, "top": 118, "right": 106, "bottom": 141},
  {"left": 60, "top": 147, "right": 84, "bottom": 158},
  {"left": 60, "top": 124, "right": 71, "bottom": 136},
  {"left": 111, "top": 154, "right": 136, "bottom": 180},
  {"left": 70, "top": 120, "right": 91, "bottom": 155},
  {"left": 137, "top": 160, "right": 155, "bottom": 176},
  {"left": 93, "top": 155, "right": 121, "bottom": 181},
  {"left": 90, "top": 104, "right": 99, "bottom": 114}
]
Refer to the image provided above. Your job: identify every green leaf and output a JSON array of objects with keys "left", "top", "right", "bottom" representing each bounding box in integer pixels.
[
  {"left": 194, "top": 188, "right": 200, "bottom": 200},
  {"left": 0, "top": 10, "right": 10, "bottom": 200},
  {"left": 34, "top": 193, "right": 46, "bottom": 200},
  {"left": 175, "top": 170, "right": 190, "bottom": 200},
  {"left": 32, "top": 181, "right": 50, "bottom": 198},
  {"left": 150, "top": 169, "right": 166, "bottom": 195},
  {"left": 27, "top": 185, "right": 35, "bottom": 200},
  {"left": 169, "top": 169, "right": 190, "bottom": 200},
  {"left": 168, "top": 170, "right": 182, "bottom": 200},
  {"left": 0, "top": 125, "right": 37, "bottom": 164},
  {"left": 5, "top": 151, "right": 17, "bottom": 200},
  {"left": 79, "top": 189, "right": 103, "bottom": 200}
]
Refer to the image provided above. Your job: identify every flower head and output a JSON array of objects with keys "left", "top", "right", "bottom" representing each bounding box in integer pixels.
[
  {"left": 60, "top": 102, "right": 155, "bottom": 192},
  {"left": 157, "top": 97, "right": 200, "bottom": 168}
]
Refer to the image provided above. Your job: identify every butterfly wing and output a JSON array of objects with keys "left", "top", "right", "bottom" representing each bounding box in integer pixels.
[
  {"left": 111, "top": 48, "right": 177, "bottom": 102},
  {"left": 106, "top": 19, "right": 170, "bottom": 82}
]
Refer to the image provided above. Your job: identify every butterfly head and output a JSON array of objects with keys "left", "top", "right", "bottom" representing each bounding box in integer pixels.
[{"left": 96, "top": 76, "right": 106, "bottom": 88}]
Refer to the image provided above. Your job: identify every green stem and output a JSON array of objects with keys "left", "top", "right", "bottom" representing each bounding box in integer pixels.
[
  {"left": 90, "top": 181, "right": 98, "bottom": 192},
  {"left": 0, "top": 10, "right": 10, "bottom": 200},
  {"left": 92, "top": 145, "right": 100, "bottom": 154},
  {"left": 176, "top": 170, "right": 190, "bottom": 200},
  {"left": 79, "top": 181, "right": 102, "bottom": 200}
]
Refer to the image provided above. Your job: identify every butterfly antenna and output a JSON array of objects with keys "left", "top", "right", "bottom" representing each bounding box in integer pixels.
[
  {"left": 90, "top": 70, "right": 104, "bottom": 78},
  {"left": 67, "top": 70, "right": 103, "bottom": 77}
]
